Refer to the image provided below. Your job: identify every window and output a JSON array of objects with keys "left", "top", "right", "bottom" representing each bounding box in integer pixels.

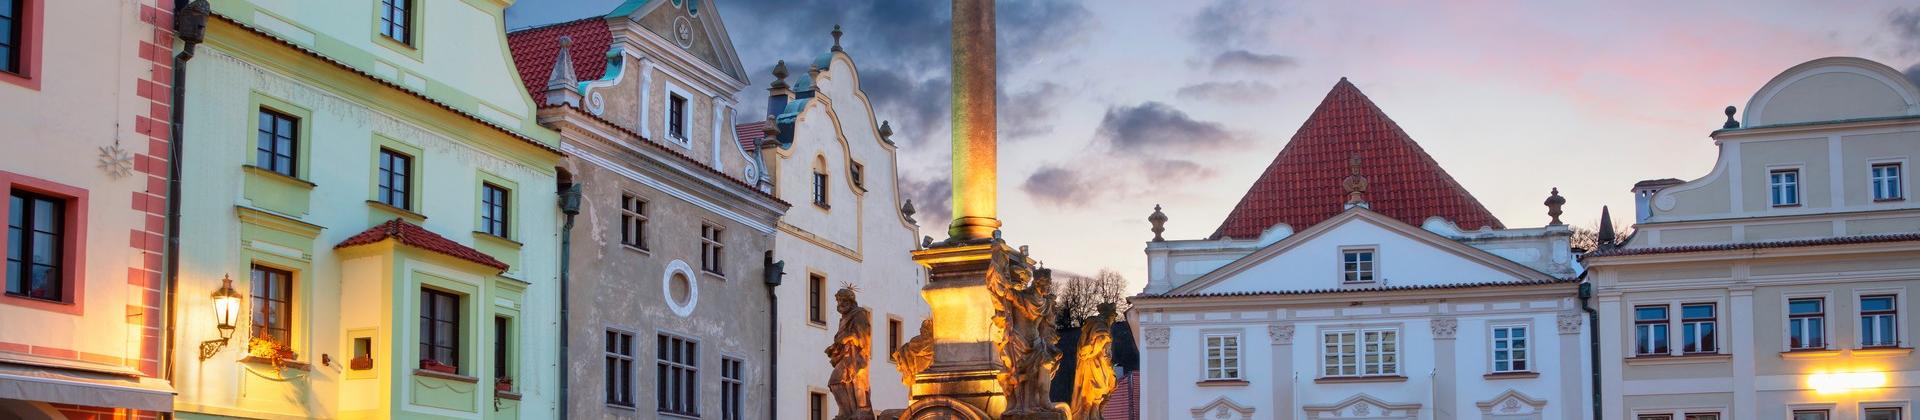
[
  {"left": 812, "top": 170, "right": 829, "bottom": 207},
  {"left": 656, "top": 334, "right": 698, "bottom": 415},
  {"left": 1789, "top": 298, "right": 1826, "bottom": 350},
  {"left": 850, "top": 161, "right": 865, "bottom": 190},
  {"left": 480, "top": 183, "right": 510, "bottom": 238},
  {"left": 1490, "top": 325, "right": 1528, "bottom": 373},
  {"left": 1342, "top": 248, "right": 1375, "bottom": 283},
  {"left": 888, "top": 318, "right": 903, "bottom": 355},
  {"left": 808, "top": 274, "right": 826, "bottom": 324},
  {"left": 493, "top": 316, "right": 511, "bottom": 384},
  {"left": 377, "top": 148, "right": 412, "bottom": 210},
  {"left": 1634, "top": 305, "right": 1669, "bottom": 355},
  {"left": 700, "top": 224, "right": 724, "bottom": 275},
  {"left": 378, "top": 0, "right": 411, "bottom": 45},
  {"left": 1681, "top": 303, "right": 1716, "bottom": 354},
  {"left": 1866, "top": 408, "right": 1902, "bottom": 420},
  {"left": 420, "top": 288, "right": 461, "bottom": 372},
  {"left": 1204, "top": 333, "right": 1242, "bottom": 380},
  {"left": 1794, "top": 410, "right": 1830, "bottom": 420},
  {"left": 1770, "top": 169, "right": 1800, "bottom": 206},
  {"left": 668, "top": 94, "right": 688, "bottom": 140},
  {"left": 0, "top": 0, "right": 23, "bottom": 74},
  {"left": 1685, "top": 415, "right": 1721, "bottom": 420},
  {"left": 249, "top": 265, "right": 293, "bottom": 346},
  {"left": 720, "top": 357, "right": 744, "bottom": 420},
  {"left": 620, "top": 195, "right": 647, "bottom": 249},
  {"left": 809, "top": 392, "right": 826, "bottom": 420},
  {"left": 5, "top": 190, "right": 62, "bottom": 302},
  {"left": 605, "top": 330, "right": 635, "bottom": 407},
  {"left": 257, "top": 109, "right": 299, "bottom": 177},
  {"left": 1322, "top": 328, "right": 1396, "bottom": 377},
  {"left": 1637, "top": 416, "right": 1672, "bottom": 420},
  {"left": 1861, "top": 295, "right": 1898, "bottom": 348},
  {"left": 1874, "top": 163, "right": 1903, "bottom": 201},
  {"left": 351, "top": 337, "right": 374, "bottom": 370}
]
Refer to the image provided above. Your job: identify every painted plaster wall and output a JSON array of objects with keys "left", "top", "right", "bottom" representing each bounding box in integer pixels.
[
  {"left": 767, "top": 51, "right": 931, "bottom": 414},
  {"left": 1199, "top": 218, "right": 1527, "bottom": 294},
  {"left": 579, "top": 19, "right": 757, "bottom": 184}
]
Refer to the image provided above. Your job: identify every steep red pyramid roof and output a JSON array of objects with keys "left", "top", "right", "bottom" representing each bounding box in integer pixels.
[
  {"left": 1210, "top": 79, "right": 1503, "bottom": 239},
  {"left": 507, "top": 17, "right": 613, "bottom": 101},
  {"left": 734, "top": 121, "right": 767, "bottom": 153},
  {"left": 335, "top": 219, "right": 510, "bottom": 271}
]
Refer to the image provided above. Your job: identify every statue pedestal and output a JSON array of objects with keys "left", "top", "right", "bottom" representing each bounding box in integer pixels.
[{"left": 902, "top": 239, "right": 1033, "bottom": 419}]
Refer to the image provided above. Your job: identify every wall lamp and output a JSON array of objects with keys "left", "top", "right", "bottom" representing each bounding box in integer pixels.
[{"left": 197, "top": 275, "right": 242, "bottom": 360}]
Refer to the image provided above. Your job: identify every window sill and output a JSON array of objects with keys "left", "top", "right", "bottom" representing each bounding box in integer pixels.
[
  {"left": 472, "top": 231, "right": 523, "bottom": 249},
  {"left": 239, "top": 356, "right": 311, "bottom": 371},
  {"left": 807, "top": 320, "right": 829, "bottom": 330},
  {"left": 1853, "top": 346, "right": 1914, "bottom": 357},
  {"left": 1195, "top": 379, "right": 1250, "bottom": 387},
  {"left": 1771, "top": 203, "right": 1802, "bottom": 208},
  {"left": 1626, "top": 353, "right": 1731, "bottom": 365},
  {"left": 1779, "top": 348, "right": 1839, "bottom": 359},
  {"left": 606, "top": 403, "right": 638, "bottom": 411},
  {"left": 1314, "top": 375, "right": 1407, "bottom": 384},
  {"left": 1483, "top": 371, "right": 1539, "bottom": 380},
  {"left": 659, "top": 411, "right": 700, "bottom": 420},
  {"left": 367, "top": 200, "right": 426, "bottom": 222},
  {"left": 242, "top": 165, "right": 316, "bottom": 189},
  {"left": 702, "top": 270, "right": 726, "bottom": 281},
  {"left": 1874, "top": 197, "right": 1906, "bottom": 202},
  {"left": 621, "top": 244, "right": 650, "bottom": 255},
  {"left": 1780, "top": 347, "right": 1913, "bottom": 359},
  {"left": 814, "top": 203, "right": 831, "bottom": 211},
  {"left": 413, "top": 369, "right": 478, "bottom": 383},
  {"left": 495, "top": 391, "right": 521, "bottom": 401}
]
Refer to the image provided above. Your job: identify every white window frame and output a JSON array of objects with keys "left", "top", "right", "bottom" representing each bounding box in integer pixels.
[
  {"left": 1769, "top": 167, "right": 1802, "bottom": 207},
  {"left": 1871, "top": 159, "right": 1907, "bottom": 201},
  {"left": 1321, "top": 327, "right": 1398, "bottom": 378},
  {"left": 1783, "top": 292, "right": 1833, "bottom": 351},
  {"left": 1633, "top": 304, "right": 1670, "bottom": 356},
  {"left": 1631, "top": 410, "right": 1728, "bottom": 420},
  {"left": 1489, "top": 323, "right": 1530, "bottom": 373},
  {"left": 661, "top": 82, "right": 695, "bottom": 148},
  {"left": 1680, "top": 302, "right": 1718, "bottom": 354},
  {"left": 1861, "top": 402, "right": 1910, "bottom": 420},
  {"left": 1855, "top": 287, "right": 1907, "bottom": 349},
  {"left": 1201, "top": 332, "right": 1242, "bottom": 381},
  {"left": 1340, "top": 246, "right": 1378, "bottom": 284}
]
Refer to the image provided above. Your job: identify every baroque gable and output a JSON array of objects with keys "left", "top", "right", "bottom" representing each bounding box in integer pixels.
[
  {"left": 611, "top": 0, "right": 748, "bottom": 83},
  {"left": 1168, "top": 208, "right": 1554, "bottom": 296},
  {"left": 1301, "top": 394, "right": 1421, "bottom": 419},
  {"left": 1188, "top": 397, "right": 1255, "bottom": 420},
  {"left": 1475, "top": 389, "right": 1549, "bottom": 420}
]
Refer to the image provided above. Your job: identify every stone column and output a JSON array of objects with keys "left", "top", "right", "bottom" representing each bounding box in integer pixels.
[
  {"left": 1557, "top": 312, "right": 1584, "bottom": 420},
  {"left": 1142, "top": 326, "right": 1169, "bottom": 420},
  {"left": 1431, "top": 317, "right": 1458, "bottom": 420},
  {"left": 1269, "top": 323, "right": 1296, "bottom": 420},
  {"left": 946, "top": 0, "right": 1000, "bottom": 240}
]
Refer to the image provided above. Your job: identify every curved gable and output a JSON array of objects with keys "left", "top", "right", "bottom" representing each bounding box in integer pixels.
[{"left": 1745, "top": 57, "right": 1920, "bottom": 127}]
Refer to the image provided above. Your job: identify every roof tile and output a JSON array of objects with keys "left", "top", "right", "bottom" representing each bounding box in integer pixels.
[
  {"left": 335, "top": 219, "right": 510, "bottom": 271},
  {"left": 507, "top": 18, "right": 613, "bottom": 101},
  {"left": 734, "top": 121, "right": 767, "bottom": 153}
]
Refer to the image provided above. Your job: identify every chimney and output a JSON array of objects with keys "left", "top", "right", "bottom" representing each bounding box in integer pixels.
[
  {"left": 542, "top": 36, "right": 583, "bottom": 107},
  {"left": 766, "top": 60, "right": 791, "bottom": 119},
  {"left": 1632, "top": 179, "right": 1682, "bottom": 223}
]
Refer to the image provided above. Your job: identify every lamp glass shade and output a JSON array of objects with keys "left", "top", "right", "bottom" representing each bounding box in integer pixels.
[{"left": 212, "top": 294, "right": 241, "bottom": 330}]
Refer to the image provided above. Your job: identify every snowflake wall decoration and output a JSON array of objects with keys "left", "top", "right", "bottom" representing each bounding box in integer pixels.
[{"left": 98, "top": 143, "right": 134, "bottom": 179}]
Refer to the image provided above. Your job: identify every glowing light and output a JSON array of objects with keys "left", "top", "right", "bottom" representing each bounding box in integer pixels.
[{"left": 1807, "top": 371, "right": 1887, "bottom": 394}]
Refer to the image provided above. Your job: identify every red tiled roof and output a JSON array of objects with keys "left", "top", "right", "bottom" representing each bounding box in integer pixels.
[
  {"left": 734, "top": 121, "right": 767, "bottom": 153},
  {"left": 1101, "top": 371, "right": 1139, "bottom": 420},
  {"left": 508, "top": 18, "right": 613, "bottom": 101},
  {"left": 1210, "top": 79, "right": 1503, "bottom": 239},
  {"left": 1585, "top": 233, "right": 1920, "bottom": 258},
  {"left": 334, "top": 219, "right": 510, "bottom": 271}
]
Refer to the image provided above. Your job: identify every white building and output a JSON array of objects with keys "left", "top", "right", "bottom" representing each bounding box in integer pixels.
[
  {"left": 1130, "top": 80, "right": 1589, "bottom": 420},
  {"left": 1586, "top": 56, "right": 1920, "bottom": 420},
  {"left": 738, "top": 32, "right": 932, "bottom": 417}
]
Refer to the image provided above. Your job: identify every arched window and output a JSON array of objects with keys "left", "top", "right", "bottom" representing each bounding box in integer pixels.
[{"left": 811, "top": 155, "right": 829, "bottom": 208}]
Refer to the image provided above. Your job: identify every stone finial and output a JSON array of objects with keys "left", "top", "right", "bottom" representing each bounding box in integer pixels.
[
  {"left": 770, "top": 60, "right": 789, "bottom": 89},
  {"left": 1596, "top": 206, "right": 1617, "bottom": 251},
  {"left": 761, "top": 115, "right": 781, "bottom": 136},
  {"left": 831, "top": 24, "right": 844, "bottom": 52},
  {"left": 1723, "top": 106, "right": 1739, "bottom": 129},
  {"left": 877, "top": 120, "right": 894, "bottom": 143},
  {"left": 542, "top": 36, "right": 583, "bottom": 107},
  {"left": 921, "top": 236, "right": 934, "bottom": 248},
  {"left": 1544, "top": 187, "right": 1566, "bottom": 226},
  {"left": 809, "top": 62, "right": 822, "bottom": 78},
  {"left": 1341, "top": 152, "right": 1370, "bottom": 208},
  {"left": 901, "top": 198, "right": 917, "bottom": 224},
  {"left": 1148, "top": 205, "right": 1168, "bottom": 242}
]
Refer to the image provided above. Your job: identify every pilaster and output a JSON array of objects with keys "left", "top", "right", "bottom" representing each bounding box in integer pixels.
[
  {"left": 1269, "top": 323, "right": 1295, "bottom": 420},
  {"left": 1557, "top": 311, "right": 1584, "bottom": 420},
  {"left": 1431, "top": 317, "right": 1458, "bottom": 420},
  {"left": 1143, "top": 325, "right": 1169, "bottom": 420},
  {"left": 1731, "top": 284, "right": 1756, "bottom": 420}
]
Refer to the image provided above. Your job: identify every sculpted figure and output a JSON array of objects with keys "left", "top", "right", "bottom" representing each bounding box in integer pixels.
[
  {"left": 993, "top": 265, "right": 1064, "bottom": 417},
  {"left": 1071, "top": 303, "right": 1119, "bottom": 420},
  {"left": 825, "top": 287, "right": 874, "bottom": 420},
  {"left": 892, "top": 319, "right": 936, "bottom": 390}
]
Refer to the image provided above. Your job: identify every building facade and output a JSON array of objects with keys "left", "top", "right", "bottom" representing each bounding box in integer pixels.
[
  {"left": 1130, "top": 80, "right": 1588, "bottom": 420},
  {"left": 1586, "top": 56, "right": 1920, "bottom": 420},
  {"left": 739, "top": 35, "right": 932, "bottom": 417},
  {"left": 0, "top": 0, "right": 180, "bottom": 417},
  {"left": 171, "top": 0, "right": 565, "bottom": 418},
  {"left": 508, "top": 0, "right": 786, "bottom": 418}
]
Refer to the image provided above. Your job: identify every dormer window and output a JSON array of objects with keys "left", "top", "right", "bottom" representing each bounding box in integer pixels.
[
  {"left": 668, "top": 93, "right": 688, "bottom": 141},
  {"left": 1769, "top": 169, "right": 1800, "bottom": 207},
  {"left": 1341, "top": 248, "right": 1375, "bottom": 283},
  {"left": 1872, "top": 163, "right": 1903, "bottom": 201}
]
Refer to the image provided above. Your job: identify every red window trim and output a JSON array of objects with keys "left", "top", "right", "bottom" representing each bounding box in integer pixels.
[
  {"left": 0, "top": 0, "right": 44, "bottom": 90},
  {"left": 0, "top": 171, "right": 88, "bottom": 315}
]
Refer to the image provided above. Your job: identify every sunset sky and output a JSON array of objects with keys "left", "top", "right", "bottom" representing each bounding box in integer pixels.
[{"left": 508, "top": 0, "right": 1920, "bottom": 292}]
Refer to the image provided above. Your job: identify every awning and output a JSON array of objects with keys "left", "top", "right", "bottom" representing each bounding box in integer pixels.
[{"left": 0, "top": 360, "right": 174, "bottom": 412}]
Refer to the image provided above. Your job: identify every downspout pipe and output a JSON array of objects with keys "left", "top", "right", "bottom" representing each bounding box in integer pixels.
[
  {"left": 556, "top": 183, "right": 581, "bottom": 419},
  {"left": 763, "top": 252, "right": 785, "bottom": 420},
  {"left": 162, "top": 0, "right": 210, "bottom": 412},
  {"left": 1580, "top": 282, "right": 1601, "bottom": 420}
]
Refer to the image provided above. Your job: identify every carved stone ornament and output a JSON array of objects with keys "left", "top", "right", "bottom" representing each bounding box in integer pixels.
[
  {"left": 1557, "top": 311, "right": 1584, "bottom": 334},
  {"left": 1143, "top": 327, "right": 1171, "bottom": 348},
  {"left": 1267, "top": 323, "right": 1295, "bottom": 345},
  {"left": 1188, "top": 397, "right": 1254, "bottom": 420},
  {"left": 673, "top": 17, "right": 695, "bottom": 48},
  {"left": 1430, "top": 317, "right": 1459, "bottom": 339}
]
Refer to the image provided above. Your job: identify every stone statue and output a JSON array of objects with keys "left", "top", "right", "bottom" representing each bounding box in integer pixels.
[
  {"left": 826, "top": 287, "right": 875, "bottom": 420},
  {"left": 893, "top": 319, "right": 936, "bottom": 390},
  {"left": 992, "top": 265, "right": 1065, "bottom": 419},
  {"left": 1071, "top": 303, "right": 1118, "bottom": 420}
]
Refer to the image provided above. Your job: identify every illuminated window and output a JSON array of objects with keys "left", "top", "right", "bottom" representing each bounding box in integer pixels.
[
  {"left": 656, "top": 334, "right": 698, "bottom": 416},
  {"left": 1203, "top": 333, "right": 1241, "bottom": 380},
  {"left": 1490, "top": 325, "right": 1528, "bottom": 373},
  {"left": 700, "top": 224, "right": 724, "bottom": 275},
  {"left": 377, "top": 148, "right": 412, "bottom": 210},
  {"left": 378, "top": 0, "right": 412, "bottom": 45},
  {"left": 1865, "top": 408, "right": 1901, "bottom": 420},
  {"left": 1341, "top": 248, "right": 1375, "bottom": 283},
  {"left": 620, "top": 195, "right": 647, "bottom": 250},
  {"left": 1794, "top": 409, "right": 1830, "bottom": 420},
  {"left": 1681, "top": 303, "right": 1716, "bottom": 354},
  {"left": 605, "top": 330, "right": 634, "bottom": 407},
  {"left": 1770, "top": 169, "right": 1800, "bottom": 206},
  {"left": 250, "top": 265, "right": 293, "bottom": 346},
  {"left": 1788, "top": 298, "right": 1825, "bottom": 350},
  {"left": 1861, "top": 295, "right": 1898, "bottom": 348},
  {"left": 1633, "top": 305, "right": 1669, "bottom": 355},
  {"left": 1873, "top": 163, "right": 1903, "bottom": 201},
  {"left": 1322, "top": 328, "right": 1396, "bottom": 377}
]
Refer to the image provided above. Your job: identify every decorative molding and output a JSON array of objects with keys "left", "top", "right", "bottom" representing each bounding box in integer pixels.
[
  {"left": 1189, "top": 397, "right": 1255, "bottom": 420},
  {"left": 1430, "top": 317, "right": 1458, "bottom": 339},
  {"left": 1267, "top": 323, "right": 1295, "bottom": 345},
  {"left": 1557, "top": 311, "right": 1583, "bottom": 335},
  {"left": 1475, "top": 389, "right": 1548, "bottom": 418},
  {"left": 1143, "top": 327, "right": 1170, "bottom": 348},
  {"left": 1302, "top": 393, "right": 1421, "bottom": 419}
]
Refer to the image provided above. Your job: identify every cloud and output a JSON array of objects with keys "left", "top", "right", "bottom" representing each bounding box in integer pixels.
[
  {"left": 1093, "top": 102, "right": 1243, "bottom": 152},
  {"left": 1186, "top": 0, "right": 1284, "bottom": 49},
  {"left": 1891, "top": 7, "right": 1920, "bottom": 56},
  {"left": 850, "top": 70, "right": 950, "bottom": 145},
  {"left": 1209, "top": 50, "right": 1298, "bottom": 74},
  {"left": 898, "top": 176, "right": 953, "bottom": 231},
  {"left": 1175, "top": 80, "right": 1281, "bottom": 104},
  {"left": 1000, "top": 82, "right": 1067, "bottom": 140},
  {"left": 1140, "top": 159, "right": 1216, "bottom": 182},
  {"left": 1021, "top": 165, "right": 1101, "bottom": 208}
]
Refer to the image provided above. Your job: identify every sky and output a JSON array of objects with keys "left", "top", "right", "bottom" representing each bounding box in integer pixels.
[{"left": 508, "top": 0, "right": 1920, "bottom": 293}]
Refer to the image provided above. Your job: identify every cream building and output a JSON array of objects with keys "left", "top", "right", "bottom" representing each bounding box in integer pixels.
[
  {"left": 171, "top": 0, "right": 565, "bottom": 418},
  {"left": 738, "top": 32, "right": 932, "bottom": 417},
  {"left": 0, "top": 0, "right": 179, "bottom": 417},
  {"left": 1586, "top": 56, "right": 1920, "bottom": 420}
]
